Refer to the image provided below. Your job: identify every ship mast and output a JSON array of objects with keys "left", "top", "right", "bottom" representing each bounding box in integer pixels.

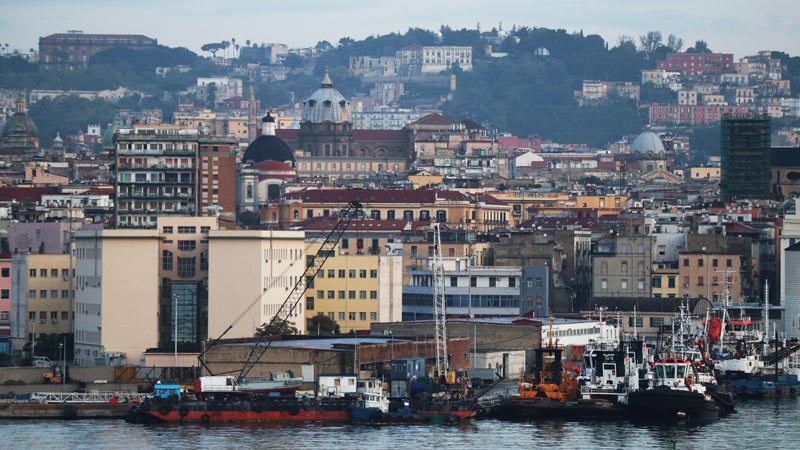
[{"left": 432, "top": 222, "right": 448, "bottom": 379}]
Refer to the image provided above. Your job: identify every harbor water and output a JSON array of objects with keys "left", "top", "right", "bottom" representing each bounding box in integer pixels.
[{"left": 3, "top": 398, "right": 799, "bottom": 450}]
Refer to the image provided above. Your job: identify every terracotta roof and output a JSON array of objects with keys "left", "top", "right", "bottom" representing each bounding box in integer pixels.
[
  {"left": 412, "top": 113, "right": 456, "bottom": 126},
  {"left": 254, "top": 160, "right": 294, "bottom": 172},
  {"left": 476, "top": 193, "right": 507, "bottom": 206},
  {"left": 285, "top": 189, "right": 469, "bottom": 204},
  {"left": 0, "top": 187, "right": 58, "bottom": 202},
  {"left": 275, "top": 129, "right": 299, "bottom": 141},
  {"left": 725, "top": 222, "right": 760, "bottom": 235}
]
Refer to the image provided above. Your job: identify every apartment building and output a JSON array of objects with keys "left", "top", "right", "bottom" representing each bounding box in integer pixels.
[{"left": 11, "top": 254, "right": 73, "bottom": 349}]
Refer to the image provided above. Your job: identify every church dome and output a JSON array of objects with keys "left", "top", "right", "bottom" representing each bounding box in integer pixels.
[
  {"left": 242, "top": 135, "right": 294, "bottom": 164},
  {"left": 631, "top": 131, "right": 665, "bottom": 154},
  {"left": 301, "top": 70, "right": 350, "bottom": 124},
  {"left": 2, "top": 95, "right": 38, "bottom": 140}
]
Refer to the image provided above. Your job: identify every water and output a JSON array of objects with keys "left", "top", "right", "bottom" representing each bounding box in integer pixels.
[{"left": 2, "top": 399, "right": 798, "bottom": 450}]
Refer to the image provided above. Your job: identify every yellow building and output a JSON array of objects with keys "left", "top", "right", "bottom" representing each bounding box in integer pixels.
[
  {"left": 651, "top": 265, "right": 679, "bottom": 298},
  {"left": 689, "top": 167, "right": 721, "bottom": 180},
  {"left": 14, "top": 254, "right": 73, "bottom": 343}
]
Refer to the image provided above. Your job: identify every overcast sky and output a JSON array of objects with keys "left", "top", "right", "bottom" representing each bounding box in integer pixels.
[{"left": 2, "top": 0, "right": 798, "bottom": 57}]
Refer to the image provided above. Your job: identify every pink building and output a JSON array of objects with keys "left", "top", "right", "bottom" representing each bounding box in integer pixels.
[
  {"left": 657, "top": 53, "right": 734, "bottom": 76},
  {"left": 0, "top": 255, "right": 11, "bottom": 339}
]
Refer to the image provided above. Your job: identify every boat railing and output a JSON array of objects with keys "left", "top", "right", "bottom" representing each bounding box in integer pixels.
[{"left": 28, "top": 391, "right": 148, "bottom": 404}]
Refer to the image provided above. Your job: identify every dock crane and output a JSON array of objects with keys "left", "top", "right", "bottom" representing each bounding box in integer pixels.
[
  {"left": 432, "top": 222, "right": 448, "bottom": 379},
  {"left": 197, "top": 201, "right": 363, "bottom": 382}
]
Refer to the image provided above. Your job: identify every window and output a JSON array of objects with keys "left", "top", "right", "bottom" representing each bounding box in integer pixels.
[
  {"left": 177, "top": 257, "right": 196, "bottom": 278},
  {"left": 650, "top": 317, "right": 665, "bottom": 327},
  {"left": 621, "top": 261, "right": 628, "bottom": 274},
  {"left": 712, "top": 259, "right": 718, "bottom": 268},
  {"left": 317, "top": 290, "right": 324, "bottom": 299},
  {"left": 535, "top": 277, "right": 543, "bottom": 288},
  {"left": 40, "top": 269, "right": 48, "bottom": 277},
  {"left": 338, "top": 312, "right": 345, "bottom": 321},
  {"left": 178, "top": 240, "right": 196, "bottom": 251},
  {"left": 470, "top": 276, "right": 477, "bottom": 287},
  {"left": 359, "top": 312, "right": 366, "bottom": 321},
  {"left": 359, "top": 270, "right": 367, "bottom": 278},
  {"left": 29, "top": 311, "right": 36, "bottom": 320},
  {"left": 328, "top": 270, "right": 335, "bottom": 278},
  {"left": 51, "top": 269, "right": 58, "bottom": 277},
  {"left": 29, "top": 290, "right": 36, "bottom": 299},
  {"left": 61, "top": 269, "right": 69, "bottom": 279},
  {"left": 50, "top": 311, "right": 58, "bottom": 320},
  {"left": 621, "top": 279, "right": 628, "bottom": 290},
  {"left": 61, "top": 290, "right": 69, "bottom": 299},
  {"left": 349, "top": 269, "right": 356, "bottom": 278},
  {"left": 338, "top": 291, "right": 345, "bottom": 299},
  {"left": 327, "top": 291, "right": 335, "bottom": 299},
  {"left": 370, "top": 312, "right": 377, "bottom": 321},
  {"left": 359, "top": 291, "right": 367, "bottom": 299},
  {"left": 177, "top": 226, "right": 196, "bottom": 234},
  {"left": 697, "top": 276, "right": 704, "bottom": 286},
  {"left": 489, "top": 277, "right": 497, "bottom": 287},
  {"left": 601, "top": 279, "right": 608, "bottom": 290},
  {"left": 683, "top": 258, "right": 689, "bottom": 267},
  {"left": 0, "top": 289, "right": 7, "bottom": 299},
  {"left": 341, "top": 239, "right": 349, "bottom": 249},
  {"left": 338, "top": 270, "right": 346, "bottom": 278},
  {"left": 370, "top": 291, "right": 377, "bottom": 299},
  {"left": 0, "top": 312, "right": 7, "bottom": 321},
  {"left": 40, "top": 290, "right": 47, "bottom": 298},
  {"left": 162, "top": 250, "right": 174, "bottom": 271},
  {"left": 726, "top": 259, "right": 732, "bottom": 267},
  {"left": 370, "top": 270, "right": 377, "bottom": 278},
  {"left": 698, "top": 259, "right": 704, "bottom": 267},
  {"left": 638, "top": 280, "right": 645, "bottom": 291},
  {"left": 163, "top": 226, "right": 173, "bottom": 234},
  {"left": 51, "top": 290, "right": 58, "bottom": 299},
  {"left": 450, "top": 276, "right": 457, "bottom": 287},
  {"left": 628, "top": 317, "right": 644, "bottom": 327},
  {"left": 668, "top": 277, "right": 676, "bottom": 288},
  {"left": 200, "top": 226, "right": 210, "bottom": 234},
  {"left": 509, "top": 277, "right": 516, "bottom": 288},
  {"left": 200, "top": 251, "right": 208, "bottom": 271},
  {"left": 0, "top": 268, "right": 8, "bottom": 277},
  {"left": 652, "top": 277, "right": 662, "bottom": 288},
  {"left": 328, "top": 312, "right": 335, "bottom": 320},
  {"left": 349, "top": 312, "right": 356, "bottom": 321},
  {"left": 349, "top": 291, "right": 356, "bottom": 299}
]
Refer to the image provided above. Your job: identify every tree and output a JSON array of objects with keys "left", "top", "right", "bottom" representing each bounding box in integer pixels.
[
  {"left": 255, "top": 317, "right": 299, "bottom": 337},
  {"left": 639, "top": 31, "right": 663, "bottom": 59},
  {"left": 283, "top": 53, "right": 305, "bottom": 69},
  {"left": 686, "top": 40, "right": 712, "bottom": 54},
  {"left": 315, "top": 40, "right": 333, "bottom": 53},
  {"left": 238, "top": 210, "right": 260, "bottom": 229},
  {"left": 308, "top": 315, "right": 341, "bottom": 336},
  {"left": 666, "top": 34, "right": 684, "bottom": 53},
  {"left": 338, "top": 37, "right": 355, "bottom": 47},
  {"left": 201, "top": 42, "right": 226, "bottom": 57}
]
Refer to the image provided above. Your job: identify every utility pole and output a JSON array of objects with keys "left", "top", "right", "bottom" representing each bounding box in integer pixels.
[{"left": 173, "top": 294, "right": 178, "bottom": 367}]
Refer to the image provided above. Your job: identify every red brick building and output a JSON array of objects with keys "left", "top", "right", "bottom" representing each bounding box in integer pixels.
[
  {"left": 39, "top": 31, "right": 157, "bottom": 70},
  {"left": 657, "top": 53, "right": 734, "bottom": 76}
]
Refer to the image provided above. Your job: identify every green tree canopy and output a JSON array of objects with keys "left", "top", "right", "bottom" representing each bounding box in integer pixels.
[
  {"left": 255, "top": 317, "right": 299, "bottom": 337},
  {"left": 308, "top": 315, "right": 341, "bottom": 336}
]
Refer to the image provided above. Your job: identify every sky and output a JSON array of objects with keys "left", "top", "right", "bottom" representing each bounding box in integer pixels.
[{"left": 1, "top": 0, "right": 799, "bottom": 57}]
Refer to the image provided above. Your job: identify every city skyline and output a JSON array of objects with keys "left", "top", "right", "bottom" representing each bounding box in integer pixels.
[{"left": 1, "top": 0, "right": 799, "bottom": 57}]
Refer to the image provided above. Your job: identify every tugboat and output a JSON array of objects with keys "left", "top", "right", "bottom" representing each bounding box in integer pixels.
[
  {"left": 350, "top": 380, "right": 464, "bottom": 425},
  {"left": 628, "top": 357, "right": 719, "bottom": 423}
]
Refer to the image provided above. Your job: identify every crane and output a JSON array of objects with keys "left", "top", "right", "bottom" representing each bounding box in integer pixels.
[
  {"left": 432, "top": 222, "right": 448, "bottom": 379},
  {"left": 197, "top": 200, "right": 363, "bottom": 382}
]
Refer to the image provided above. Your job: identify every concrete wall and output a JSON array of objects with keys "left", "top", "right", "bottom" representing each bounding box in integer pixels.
[{"left": 203, "top": 344, "right": 352, "bottom": 379}]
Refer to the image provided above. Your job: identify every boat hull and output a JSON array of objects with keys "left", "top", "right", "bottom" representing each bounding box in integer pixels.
[
  {"left": 127, "top": 399, "right": 351, "bottom": 424},
  {"left": 722, "top": 375, "right": 800, "bottom": 398},
  {"left": 493, "top": 397, "right": 626, "bottom": 420},
  {"left": 628, "top": 388, "right": 719, "bottom": 422},
  {"left": 350, "top": 407, "right": 463, "bottom": 425}
]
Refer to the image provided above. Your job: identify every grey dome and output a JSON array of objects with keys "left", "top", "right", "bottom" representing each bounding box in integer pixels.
[
  {"left": 301, "top": 70, "right": 350, "bottom": 124},
  {"left": 631, "top": 131, "right": 665, "bottom": 154}
]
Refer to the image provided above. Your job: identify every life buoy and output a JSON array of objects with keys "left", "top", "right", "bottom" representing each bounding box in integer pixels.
[
  {"left": 179, "top": 405, "right": 189, "bottom": 417},
  {"left": 201, "top": 414, "right": 210, "bottom": 424},
  {"left": 684, "top": 376, "right": 694, "bottom": 388},
  {"left": 158, "top": 404, "right": 171, "bottom": 416}
]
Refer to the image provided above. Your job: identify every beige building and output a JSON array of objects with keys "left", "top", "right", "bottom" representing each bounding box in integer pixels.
[
  {"left": 689, "top": 167, "right": 722, "bottom": 180},
  {"left": 74, "top": 229, "right": 160, "bottom": 366},
  {"left": 678, "top": 251, "right": 743, "bottom": 303},
  {"left": 207, "top": 229, "right": 307, "bottom": 339},
  {"left": 592, "top": 235, "right": 654, "bottom": 298},
  {"left": 12, "top": 254, "right": 73, "bottom": 347}
]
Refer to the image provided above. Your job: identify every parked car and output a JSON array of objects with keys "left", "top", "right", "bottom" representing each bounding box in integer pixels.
[{"left": 33, "top": 356, "right": 52, "bottom": 368}]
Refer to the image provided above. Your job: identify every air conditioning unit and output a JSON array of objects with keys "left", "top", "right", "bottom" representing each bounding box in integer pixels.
[
  {"left": 51, "top": 319, "right": 58, "bottom": 324},
  {"left": 40, "top": 319, "right": 46, "bottom": 324}
]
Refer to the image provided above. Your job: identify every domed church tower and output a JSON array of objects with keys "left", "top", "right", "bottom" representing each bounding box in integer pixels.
[
  {"left": 297, "top": 69, "right": 354, "bottom": 157},
  {"left": 0, "top": 93, "right": 40, "bottom": 156}
]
